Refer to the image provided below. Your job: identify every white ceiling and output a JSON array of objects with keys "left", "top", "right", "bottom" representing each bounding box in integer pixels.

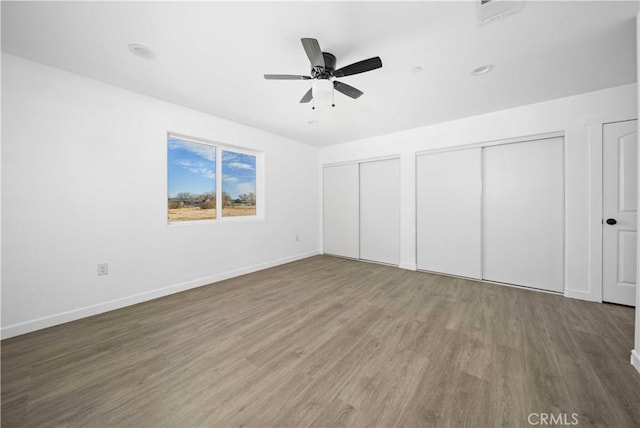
[{"left": 2, "top": 1, "right": 638, "bottom": 147}]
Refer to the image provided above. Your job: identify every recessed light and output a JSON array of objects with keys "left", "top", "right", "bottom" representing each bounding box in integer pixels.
[
  {"left": 307, "top": 120, "right": 319, "bottom": 125},
  {"left": 471, "top": 64, "right": 493, "bottom": 76},
  {"left": 411, "top": 66, "right": 423, "bottom": 74},
  {"left": 128, "top": 43, "right": 156, "bottom": 60}
]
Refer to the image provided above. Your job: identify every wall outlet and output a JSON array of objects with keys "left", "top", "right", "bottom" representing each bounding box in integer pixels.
[{"left": 97, "top": 263, "right": 109, "bottom": 276}]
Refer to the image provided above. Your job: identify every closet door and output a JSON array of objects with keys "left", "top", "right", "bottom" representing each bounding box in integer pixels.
[
  {"left": 483, "top": 137, "right": 564, "bottom": 292},
  {"left": 416, "top": 149, "right": 482, "bottom": 278},
  {"left": 323, "top": 164, "right": 359, "bottom": 259},
  {"left": 360, "top": 158, "right": 400, "bottom": 265}
]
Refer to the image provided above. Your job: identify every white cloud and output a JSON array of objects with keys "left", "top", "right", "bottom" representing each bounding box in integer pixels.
[
  {"left": 167, "top": 139, "right": 184, "bottom": 150},
  {"left": 188, "top": 168, "right": 215, "bottom": 179},
  {"left": 223, "top": 174, "right": 238, "bottom": 183},
  {"left": 236, "top": 182, "right": 255, "bottom": 194},
  {"left": 174, "top": 159, "right": 215, "bottom": 179},
  {"left": 222, "top": 152, "right": 238, "bottom": 162},
  {"left": 175, "top": 159, "right": 205, "bottom": 168},
  {"left": 169, "top": 139, "right": 216, "bottom": 161},
  {"left": 227, "top": 162, "right": 254, "bottom": 170}
]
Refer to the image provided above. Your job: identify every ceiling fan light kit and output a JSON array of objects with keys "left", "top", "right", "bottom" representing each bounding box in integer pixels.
[
  {"left": 264, "top": 38, "right": 382, "bottom": 109},
  {"left": 312, "top": 79, "right": 333, "bottom": 100}
]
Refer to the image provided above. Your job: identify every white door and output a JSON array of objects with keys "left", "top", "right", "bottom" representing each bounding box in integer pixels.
[
  {"left": 603, "top": 120, "right": 638, "bottom": 306},
  {"left": 323, "top": 164, "right": 359, "bottom": 259},
  {"left": 416, "top": 149, "right": 482, "bottom": 279},
  {"left": 360, "top": 158, "right": 400, "bottom": 265},
  {"left": 483, "top": 137, "right": 564, "bottom": 292}
]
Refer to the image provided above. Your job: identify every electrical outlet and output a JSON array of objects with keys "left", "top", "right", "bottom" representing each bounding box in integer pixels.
[{"left": 97, "top": 263, "right": 109, "bottom": 276}]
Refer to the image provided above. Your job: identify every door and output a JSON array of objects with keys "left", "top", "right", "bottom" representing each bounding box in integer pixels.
[
  {"left": 483, "top": 137, "right": 564, "bottom": 292},
  {"left": 416, "top": 148, "right": 482, "bottom": 278},
  {"left": 360, "top": 158, "right": 400, "bottom": 265},
  {"left": 603, "top": 120, "right": 638, "bottom": 306},
  {"left": 323, "top": 164, "right": 359, "bottom": 259}
]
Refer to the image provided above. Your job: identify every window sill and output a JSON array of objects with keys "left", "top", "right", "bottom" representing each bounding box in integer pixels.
[{"left": 167, "top": 215, "right": 264, "bottom": 226}]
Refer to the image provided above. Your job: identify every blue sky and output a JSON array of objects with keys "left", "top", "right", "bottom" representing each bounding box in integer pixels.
[
  {"left": 168, "top": 137, "right": 255, "bottom": 198},
  {"left": 222, "top": 150, "right": 256, "bottom": 198}
]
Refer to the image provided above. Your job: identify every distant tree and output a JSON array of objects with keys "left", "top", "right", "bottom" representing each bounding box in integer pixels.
[
  {"left": 201, "top": 198, "right": 216, "bottom": 209},
  {"left": 175, "top": 192, "right": 194, "bottom": 202},
  {"left": 168, "top": 191, "right": 216, "bottom": 211},
  {"left": 222, "top": 192, "right": 233, "bottom": 207}
]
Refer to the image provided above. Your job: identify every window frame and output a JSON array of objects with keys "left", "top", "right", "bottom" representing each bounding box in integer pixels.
[{"left": 167, "top": 132, "right": 263, "bottom": 225}]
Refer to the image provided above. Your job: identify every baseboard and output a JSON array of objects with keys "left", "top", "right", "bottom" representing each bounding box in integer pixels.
[
  {"left": 1, "top": 250, "right": 321, "bottom": 340},
  {"left": 399, "top": 262, "right": 417, "bottom": 271},
  {"left": 564, "top": 289, "right": 600, "bottom": 302},
  {"left": 632, "top": 349, "right": 640, "bottom": 374}
]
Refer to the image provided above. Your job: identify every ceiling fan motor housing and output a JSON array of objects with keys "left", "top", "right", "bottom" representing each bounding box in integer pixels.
[
  {"left": 312, "top": 52, "right": 336, "bottom": 79},
  {"left": 263, "top": 38, "right": 382, "bottom": 104}
]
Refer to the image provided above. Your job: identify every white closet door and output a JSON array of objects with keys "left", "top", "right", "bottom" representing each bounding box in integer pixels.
[
  {"left": 360, "top": 158, "right": 400, "bottom": 265},
  {"left": 323, "top": 164, "right": 359, "bottom": 259},
  {"left": 483, "top": 137, "right": 564, "bottom": 292},
  {"left": 416, "top": 149, "right": 482, "bottom": 278}
]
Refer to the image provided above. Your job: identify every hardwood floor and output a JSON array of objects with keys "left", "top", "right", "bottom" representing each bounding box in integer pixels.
[{"left": 2, "top": 255, "right": 639, "bottom": 427}]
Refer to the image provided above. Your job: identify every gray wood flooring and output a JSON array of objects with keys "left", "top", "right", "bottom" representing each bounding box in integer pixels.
[{"left": 2, "top": 255, "right": 639, "bottom": 427}]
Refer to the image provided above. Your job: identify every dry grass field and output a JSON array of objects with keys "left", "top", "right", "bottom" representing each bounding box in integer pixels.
[
  {"left": 168, "top": 206, "right": 256, "bottom": 222},
  {"left": 223, "top": 206, "right": 257, "bottom": 217}
]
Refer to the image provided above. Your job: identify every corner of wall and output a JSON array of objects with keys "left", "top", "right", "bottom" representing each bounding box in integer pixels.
[{"left": 634, "top": 12, "right": 640, "bottom": 375}]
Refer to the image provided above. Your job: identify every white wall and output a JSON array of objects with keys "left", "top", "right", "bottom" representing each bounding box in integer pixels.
[
  {"left": 633, "top": 13, "right": 640, "bottom": 375},
  {"left": 1, "top": 54, "right": 320, "bottom": 338},
  {"left": 0, "top": 8, "right": 3, "bottom": 338},
  {"left": 320, "top": 82, "right": 638, "bottom": 303}
]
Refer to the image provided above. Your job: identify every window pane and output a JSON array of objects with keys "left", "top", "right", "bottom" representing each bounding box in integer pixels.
[
  {"left": 222, "top": 150, "right": 256, "bottom": 217},
  {"left": 167, "top": 137, "right": 216, "bottom": 222}
]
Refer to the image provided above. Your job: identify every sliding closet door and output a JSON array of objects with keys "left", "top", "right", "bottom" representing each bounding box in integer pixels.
[
  {"left": 416, "top": 149, "right": 482, "bottom": 278},
  {"left": 360, "top": 158, "right": 400, "bottom": 265},
  {"left": 483, "top": 137, "right": 564, "bottom": 292},
  {"left": 323, "top": 164, "right": 359, "bottom": 259}
]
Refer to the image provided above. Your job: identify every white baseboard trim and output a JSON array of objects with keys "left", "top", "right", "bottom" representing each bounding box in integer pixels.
[
  {"left": 1, "top": 250, "right": 321, "bottom": 340},
  {"left": 564, "top": 289, "right": 600, "bottom": 302},
  {"left": 632, "top": 349, "right": 640, "bottom": 374},
  {"left": 399, "top": 262, "right": 417, "bottom": 271}
]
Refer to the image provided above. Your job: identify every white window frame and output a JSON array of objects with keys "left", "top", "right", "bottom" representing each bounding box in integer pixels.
[{"left": 167, "top": 133, "right": 264, "bottom": 225}]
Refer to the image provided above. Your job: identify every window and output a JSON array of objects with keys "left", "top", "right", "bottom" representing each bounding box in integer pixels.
[
  {"left": 167, "top": 135, "right": 258, "bottom": 222},
  {"left": 167, "top": 137, "right": 216, "bottom": 222},
  {"left": 222, "top": 150, "right": 256, "bottom": 217}
]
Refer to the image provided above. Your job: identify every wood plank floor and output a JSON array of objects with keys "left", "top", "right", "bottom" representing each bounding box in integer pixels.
[{"left": 2, "top": 255, "right": 639, "bottom": 427}]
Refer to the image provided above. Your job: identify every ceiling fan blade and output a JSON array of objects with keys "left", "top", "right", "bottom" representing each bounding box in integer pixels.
[
  {"left": 301, "top": 38, "right": 325, "bottom": 69},
  {"left": 264, "top": 74, "right": 311, "bottom": 80},
  {"left": 334, "top": 56, "right": 382, "bottom": 78},
  {"left": 299, "top": 88, "right": 313, "bottom": 103},
  {"left": 334, "top": 81, "right": 363, "bottom": 99}
]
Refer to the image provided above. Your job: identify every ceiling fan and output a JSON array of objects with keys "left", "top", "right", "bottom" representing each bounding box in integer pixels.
[{"left": 264, "top": 38, "right": 383, "bottom": 107}]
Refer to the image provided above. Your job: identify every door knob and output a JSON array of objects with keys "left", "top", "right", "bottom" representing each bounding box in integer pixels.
[{"left": 606, "top": 218, "right": 617, "bottom": 225}]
